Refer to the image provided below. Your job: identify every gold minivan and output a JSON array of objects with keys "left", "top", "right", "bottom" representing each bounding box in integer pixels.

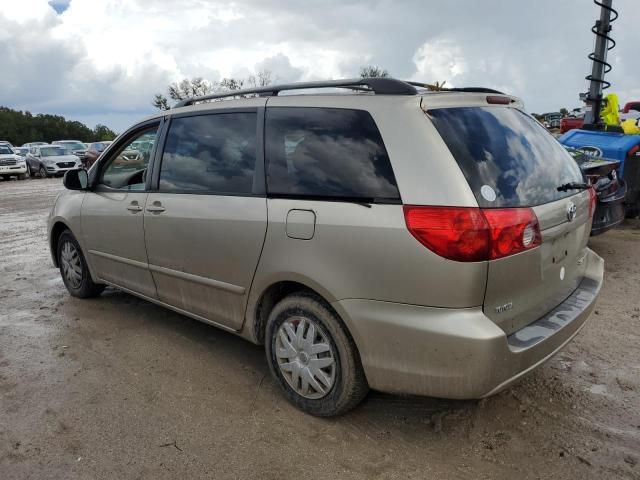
[{"left": 49, "top": 78, "right": 604, "bottom": 416}]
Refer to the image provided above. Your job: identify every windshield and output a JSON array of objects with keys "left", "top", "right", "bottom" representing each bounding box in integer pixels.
[
  {"left": 428, "top": 107, "right": 584, "bottom": 208},
  {"left": 0, "top": 146, "right": 13, "bottom": 155},
  {"left": 41, "top": 146, "right": 66, "bottom": 157}
]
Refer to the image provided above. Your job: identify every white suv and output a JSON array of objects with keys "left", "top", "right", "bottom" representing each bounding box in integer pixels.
[{"left": 0, "top": 145, "right": 28, "bottom": 180}]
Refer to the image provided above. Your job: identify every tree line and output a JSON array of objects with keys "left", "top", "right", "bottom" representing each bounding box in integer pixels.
[{"left": 0, "top": 107, "right": 117, "bottom": 146}]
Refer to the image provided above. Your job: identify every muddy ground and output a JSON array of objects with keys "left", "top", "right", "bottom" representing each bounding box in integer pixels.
[{"left": 1, "top": 177, "right": 639, "bottom": 480}]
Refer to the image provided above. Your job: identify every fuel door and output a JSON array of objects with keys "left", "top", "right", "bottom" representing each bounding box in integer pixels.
[{"left": 286, "top": 209, "right": 316, "bottom": 240}]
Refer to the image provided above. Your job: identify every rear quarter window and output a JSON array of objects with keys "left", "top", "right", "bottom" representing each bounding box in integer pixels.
[
  {"left": 265, "top": 107, "right": 400, "bottom": 202},
  {"left": 428, "top": 107, "right": 584, "bottom": 207}
]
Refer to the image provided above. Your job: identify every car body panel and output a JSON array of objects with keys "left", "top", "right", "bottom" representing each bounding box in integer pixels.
[
  {"left": 332, "top": 248, "right": 602, "bottom": 398},
  {"left": 143, "top": 193, "right": 268, "bottom": 330},
  {"left": 484, "top": 191, "right": 592, "bottom": 335},
  {"left": 250, "top": 199, "right": 487, "bottom": 310},
  {"left": 81, "top": 191, "right": 157, "bottom": 298}
]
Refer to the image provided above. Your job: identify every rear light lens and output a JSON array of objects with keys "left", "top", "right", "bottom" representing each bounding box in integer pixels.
[
  {"left": 403, "top": 206, "right": 541, "bottom": 262},
  {"left": 588, "top": 187, "right": 597, "bottom": 218},
  {"left": 486, "top": 95, "right": 511, "bottom": 105},
  {"left": 482, "top": 208, "right": 541, "bottom": 260},
  {"left": 629, "top": 145, "right": 640, "bottom": 157}
]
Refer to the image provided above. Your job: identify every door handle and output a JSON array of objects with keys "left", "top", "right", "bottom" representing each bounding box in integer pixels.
[
  {"left": 146, "top": 204, "right": 166, "bottom": 213},
  {"left": 126, "top": 203, "right": 143, "bottom": 212}
]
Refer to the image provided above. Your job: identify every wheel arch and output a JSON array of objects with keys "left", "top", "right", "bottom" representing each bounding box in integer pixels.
[
  {"left": 49, "top": 220, "right": 72, "bottom": 267},
  {"left": 250, "top": 279, "right": 362, "bottom": 361}
]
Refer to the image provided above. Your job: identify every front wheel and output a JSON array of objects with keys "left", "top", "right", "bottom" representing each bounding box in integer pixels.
[
  {"left": 57, "top": 230, "right": 105, "bottom": 298},
  {"left": 265, "top": 293, "right": 369, "bottom": 416},
  {"left": 39, "top": 166, "right": 48, "bottom": 178}
]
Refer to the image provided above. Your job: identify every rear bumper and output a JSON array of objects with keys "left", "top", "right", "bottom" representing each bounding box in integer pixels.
[{"left": 332, "top": 248, "right": 604, "bottom": 399}]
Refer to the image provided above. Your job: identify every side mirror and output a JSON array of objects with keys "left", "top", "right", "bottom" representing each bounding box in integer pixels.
[{"left": 63, "top": 169, "right": 89, "bottom": 190}]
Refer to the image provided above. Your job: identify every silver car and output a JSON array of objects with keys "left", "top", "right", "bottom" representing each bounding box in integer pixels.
[
  {"left": 48, "top": 78, "right": 604, "bottom": 416},
  {"left": 27, "top": 145, "right": 82, "bottom": 177}
]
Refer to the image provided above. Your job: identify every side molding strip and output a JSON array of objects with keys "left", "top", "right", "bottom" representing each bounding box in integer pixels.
[{"left": 88, "top": 250, "right": 245, "bottom": 296}]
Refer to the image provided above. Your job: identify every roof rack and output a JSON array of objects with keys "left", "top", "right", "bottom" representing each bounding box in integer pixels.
[
  {"left": 173, "top": 77, "right": 418, "bottom": 108},
  {"left": 406, "top": 81, "right": 505, "bottom": 95}
]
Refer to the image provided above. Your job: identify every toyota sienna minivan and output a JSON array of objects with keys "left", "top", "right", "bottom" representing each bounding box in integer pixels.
[{"left": 49, "top": 78, "right": 604, "bottom": 416}]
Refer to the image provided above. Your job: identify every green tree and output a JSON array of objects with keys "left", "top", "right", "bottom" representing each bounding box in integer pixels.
[
  {"left": 93, "top": 124, "right": 117, "bottom": 141},
  {"left": 0, "top": 106, "right": 117, "bottom": 145},
  {"left": 559, "top": 107, "right": 569, "bottom": 117}
]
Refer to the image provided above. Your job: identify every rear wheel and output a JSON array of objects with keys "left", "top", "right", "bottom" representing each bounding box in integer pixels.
[
  {"left": 265, "top": 293, "right": 368, "bottom": 416},
  {"left": 57, "top": 230, "right": 105, "bottom": 298}
]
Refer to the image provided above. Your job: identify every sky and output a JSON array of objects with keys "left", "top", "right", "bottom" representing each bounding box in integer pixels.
[{"left": 1, "top": 0, "right": 639, "bottom": 133}]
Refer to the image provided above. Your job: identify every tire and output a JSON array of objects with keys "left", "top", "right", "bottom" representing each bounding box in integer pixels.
[
  {"left": 17, "top": 173, "right": 27, "bottom": 180},
  {"left": 39, "top": 166, "right": 48, "bottom": 178},
  {"left": 57, "top": 230, "right": 105, "bottom": 298},
  {"left": 265, "top": 293, "right": 369, "bottom": 416}
]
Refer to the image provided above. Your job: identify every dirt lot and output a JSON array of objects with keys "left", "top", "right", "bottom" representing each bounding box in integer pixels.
[{"left": 1, "top": 177, "right": 639, "bottom": 480}]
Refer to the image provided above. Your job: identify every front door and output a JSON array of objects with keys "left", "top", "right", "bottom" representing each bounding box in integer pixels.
[
  {"left": 81, "top": 122, "right": 161, "bottom": 298},
  {"left": 144, "top": 107, "right": 267, "bottom": 330}
]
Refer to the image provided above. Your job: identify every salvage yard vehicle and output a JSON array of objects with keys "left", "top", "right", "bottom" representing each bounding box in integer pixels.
[
  {"left": 542, "top": 112, "right": 562, "bottom": 129},
  {"left": 27, "top": 145, "right": 82, "bottom": 177},
  {"left": 564, "top": 146, "right": 626, "bottom": 234},
  {"left": 84, "top": 141, "right": 113, "bottom": 168},
  {"left": 48, "top": 78, "right": 604, "bottom": 416},
  {"left": 0, "top": 145, "right": 28, "bottom": 180},
  {"left": 53, "top": 140, "right": 87, "bottom": 161},
  {"left": 561, "top": 130, "right": 640, "bottom": 217}
]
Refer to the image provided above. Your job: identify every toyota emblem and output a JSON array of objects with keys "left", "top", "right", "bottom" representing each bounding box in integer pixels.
[{"left": 567, "top": 202, "right": 577, "bottom": 222}]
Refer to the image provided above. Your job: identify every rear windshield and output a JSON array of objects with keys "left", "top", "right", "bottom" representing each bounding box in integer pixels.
[{"left": 428, "top": 107, "right": 584, "bottom": 208}]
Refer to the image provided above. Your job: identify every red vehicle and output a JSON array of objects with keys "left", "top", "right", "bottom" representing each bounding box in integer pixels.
[
  {"left": 560, "top": 116, "right": 584, "bottom": 134},
  {"left": 622, "top": 101, "right": 640, "bottom": 114}
]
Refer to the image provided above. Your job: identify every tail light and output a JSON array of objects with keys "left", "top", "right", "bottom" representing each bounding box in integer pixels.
[
  {"left": 403, "top": 206, "right": 541, "bottom": 262},
  {"left": 588, "top": 187, "right": 597, "bottom": 218}
]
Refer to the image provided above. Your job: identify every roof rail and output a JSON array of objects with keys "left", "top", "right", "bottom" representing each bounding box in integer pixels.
[
  {"left": 173, "top": 77, "right": 418, "bottom": 108},
  {"left": 406, "top": 81, "right": 505, "bottom": 95}
]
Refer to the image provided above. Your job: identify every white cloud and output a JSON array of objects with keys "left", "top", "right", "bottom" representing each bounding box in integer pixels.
[{"left": 0, "top": 0, "right": 638, "bottom": 131}]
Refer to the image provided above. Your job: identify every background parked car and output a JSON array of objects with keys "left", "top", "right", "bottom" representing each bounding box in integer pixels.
[
  {"left": 52, "top": 140, "right": 87, "bottom": 162},
  {"left": 0, "top": 140, "right": 14, "bottom": 148},
  {"left": 84, "top": 141, "right": 113, "bottom": 167},
  {"left": 565, "top": 146, "right": 627, "bottom": 235},
  {"left": 13, "top": 147, "right": 29, "bottom": 158},
  {"left": 26, "top": 145, "right": 82, "bottom": 177},
  {"left": 0, "top": 144, "right": 28, "bottom": 180},
  {"left": 22, "top": 141, "right": 48, "bottom": 148}
]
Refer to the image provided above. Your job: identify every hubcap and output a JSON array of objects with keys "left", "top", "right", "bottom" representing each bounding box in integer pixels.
[
  {"left": 60, "top": 241, "right": 83, "bottom": 289},
  {"left": 275, "top": 316, "right": 336, "bottom": 399}
]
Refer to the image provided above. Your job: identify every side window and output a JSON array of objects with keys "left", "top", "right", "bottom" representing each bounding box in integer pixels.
[
  {"left": 99, "top": 125, "right": 159, "bottom": 190},
  {"left": 265, "top": 107, "right": 400, "bottom": 201},
  {"left": 158, "top": 113, "right": 257, "bottom": 194}
]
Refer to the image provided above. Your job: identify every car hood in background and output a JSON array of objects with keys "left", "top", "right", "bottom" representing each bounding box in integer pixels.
[{"left": 42, "top": 155, "right": 80, "bottom": 162}]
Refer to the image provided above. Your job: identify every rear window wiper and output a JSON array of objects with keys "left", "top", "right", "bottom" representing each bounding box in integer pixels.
[{"left": 557, "top": 182, "right": 591, "bottom": 192}]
